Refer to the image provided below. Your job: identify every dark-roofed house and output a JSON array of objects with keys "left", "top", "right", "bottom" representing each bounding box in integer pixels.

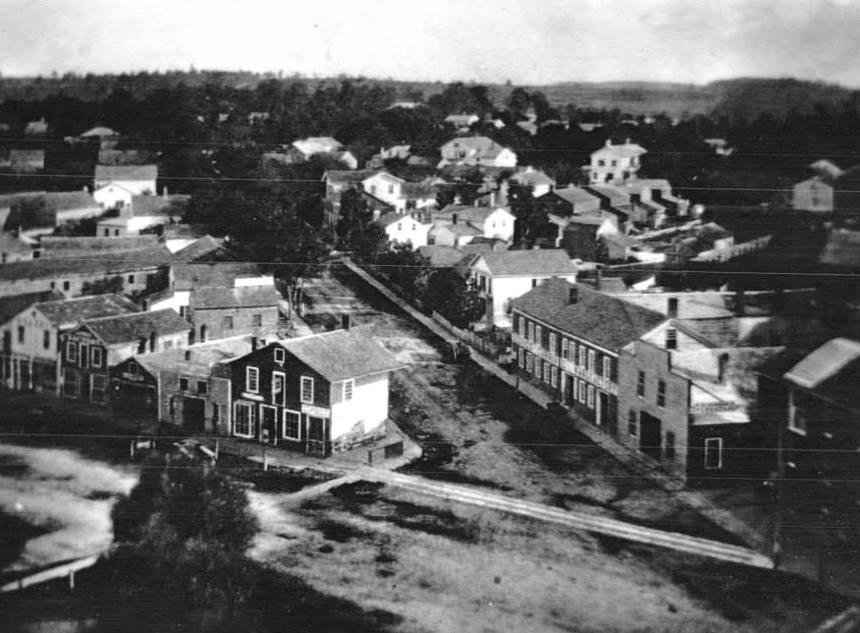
[
  {"left": 560, "top": 215, "right": 619, "bottom": 260},
  {"left": 229, "top": 328, "right": 405, "bottom": 455},
  {"left": 511, "top": 278, "right": 666, "bottom": 430},
  {"left": 61, "top": 309, "right": 192, "bottom": 403},
  {"left": 188, "top": 285, "right": 281, "bottom": 344},
  {"left": 111, "top": 335, "right": 255, "bottom": 429},
  {"left": 37, "top": 235, "right": 160, "bottom": 259},
  {"left": 376, "top": 211, "right": 431, "bottom": 249},
  {"left": 438, "top": 136, "right": 517, "bottom": 169},
  {"left": 0, "top": 245, "right": 171, "bottom": 299},
  {"left": 469, "top": 249, "right": 578, "bottom": 328},
  {"left": 93, "top": 165, "right": 158, "bottom": 210},
  {"left": 536, "top": 186, "right": 602, "bottom": 218},
  {"left": 0, "top": 292, "right": 136, "bottom": 394}
]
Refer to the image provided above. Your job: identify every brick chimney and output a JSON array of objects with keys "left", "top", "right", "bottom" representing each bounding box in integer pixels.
[{"left": 251, "top": 336, "right": 258, "bottom": 351}]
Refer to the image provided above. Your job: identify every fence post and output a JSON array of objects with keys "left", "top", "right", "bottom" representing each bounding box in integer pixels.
[{"left": 214, "top": 439, "right": 219, "bottom": 460}]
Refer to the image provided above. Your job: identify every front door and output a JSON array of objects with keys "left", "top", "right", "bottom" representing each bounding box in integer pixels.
[
  {"left": 599, "top": 392, "right": 612, "bottom": 432},
  {"left": 307, "top": 415, "right": 329, "bottom": 457},
  {"left": 260, "top": 405, "right": 277, "bottom": 444},
  {"left": 640, "top": 411, "right": 662, "bottom": 460},
  {"left": 182, "top": 397, "right": 206, "bottom": 432}
]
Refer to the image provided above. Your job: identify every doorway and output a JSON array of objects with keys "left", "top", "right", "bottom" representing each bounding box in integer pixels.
[
  {"left": 260, "top": 405, "right": 277, "bottom": 444},
  {"left": 639, "top": 411, "right": 662, "bottom": 460},
  {"left": 307, "top": 415, "right": 329, "bottom": 457},
  {"left": 182, "top": 397, "right": 205, "bottom": 432}
]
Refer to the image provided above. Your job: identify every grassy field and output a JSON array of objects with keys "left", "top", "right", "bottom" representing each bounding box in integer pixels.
[{"left": 253, "top": 482, "right": 847, "bottom": 633}]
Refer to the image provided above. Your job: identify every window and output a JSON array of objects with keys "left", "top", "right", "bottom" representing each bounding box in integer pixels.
[
  {"left": 602, "top": 357, "right": 611, "bottom": 380},
  {"left": 535, "top": 360, "right": 542, "bottom": 381},
  {"left": 587, "top": 350, "right": 595, "bottom": 372},
  {"left": 787, "top": 391, "right": 807, "bottom": 435},
  {"left": 549, "top": 332, "right": 557, "bottom": 355},
  {"left": 526, "top": 352, "right": 533, "bottom": 373},
  {"left": 79, "top": 344, "right": 89, "bottom": 368},
  {"left": 63, "top": 281, "right": 70, "bottom": 291},
  {"left": 518, "top": 348, "right": 524, "bottom": 368},
  {"left": 63, "top": 374, "right": 78, "bottom": 398},
  {"left": 665, "top": 431, "right": 676, "bottom": 461},
  {"left": 301, "top": 376, "right": 314, "bottom": 403},
  {"left": 543, "top": 361, "right": 551, "bottom": 384},
  {"left": 578, "top": 379, "right": 586, "bottom": 403},
  {"left": 91, "top": 347, "right": 103, "bottom": 368},
  {"left": 518, "top": 316, "right": 526, "bottom": 337},
  {"left": 17, "top": 326, "right": 24, "bottom": 344},
  {"left": 223, "top": 316, "right": 234, "bottom": 330},
  {"left": 272, "top": 372, "right": 285, "bottom": 405},
  {"left": 127, "top": 275, "right": 135, "bottom": 285},
  {"left": 179, "top": 306, "right": 188, "bottom": 320},
  {"left": 657, "top": 380, "right": 666, "bottom": 408},
  {"left": 636, "top": 371, "right": 645, "bottom": 397},
  {"left": 179, "top": 377, "right": 189, "bottom": 391},
  {"left": 578, "top": 345, "right": 586, "bottom": 367},
  {"left": 535, "top": 325, "right": 543, "bottom": 345},
  {"left": 598, "top": 159, "right": 605, "bottom": 167},
  {"left": 587, "top": 385, "right": 595, "bottom": 408},
  {"left": 252, "top": 314, "right": 262, "bottom": 328},
  {"left": 561, "top": 339, "right": 569, "bottom": 359},
  {"left": 532, "top": 279, "right": 538, "bottom": 288},
  {"left": 397, "top": 222, "right": 402, "bottom": 231},
  {"left": 628, "top": 410, "right": 638, "bottom": 436},
  {"left": 137, "top": 338, "right": 146, "bottom": 354},
  {"left": 66, "top": 341, "right": 77, "bottom": 363},
  {"left": 43, "top": 330, "right": 50, "bottom": 350},
  {"left": 274, "top": 347, "right": 286, "bottom": 365},
  {"left": 528, "top": 322, "right": 535, "bottom": 342},
  {"left": 704, "top": 438, "right": 722, "bottom": 470},
  {"left": 246, "top": 367, "right": 259, "bottom": 393},
  {"left": 234, "top": 402, "right": 256, "bottom": 438},
  {"left": 343, "top": 379, "right": 354, "bottom": 401},
  {"left": 283, "top": 410, "right": 301, "bottom": 440},
  {"left": 550, "top": 366, "right": 558, "bottom": 388},
  {"left": 197, "top": 381, "right": 207, "bottom": 395},
  {"left": 666, "top": 328, "right": 678, "bottom": 350}
]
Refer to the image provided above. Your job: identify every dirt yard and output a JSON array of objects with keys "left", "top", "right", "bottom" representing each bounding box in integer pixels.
[{"left": 252, "top": 481, "right": 847, "bottom": 633}]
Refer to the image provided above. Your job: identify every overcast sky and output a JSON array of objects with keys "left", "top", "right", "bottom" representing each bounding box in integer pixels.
[{"left": 2, "top": 0, "right": 860, "bottom": 86}]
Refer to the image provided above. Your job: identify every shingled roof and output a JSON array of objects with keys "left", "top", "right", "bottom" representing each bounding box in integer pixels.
[
  {"left": 94, "top": 164, "right": 158, "bottom": 182},
  {"left": 277, "top": 329, "right": 404, "bottom": 382},
  {"left": 82, "top": 309, "right": 191, "bottom": 345},
  {"left": 0, "top": 246, "right": 172, "bottom": 281},
  {"left": 35, "top": 293, "right": 138, "bottom": 327},
  {"left": 0, "top": 290, "right": 63, "bottom": 325},
  {"left": 512, "top": 278, "right": 666, "bottom": 351},
  {"left": 473, "top": 249, "right": 577, "bottom": 277}
]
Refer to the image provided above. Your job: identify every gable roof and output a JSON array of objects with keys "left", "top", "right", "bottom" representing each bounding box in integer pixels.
[
  {"left": 433, "top": 204, "right": 512, "bottom": 226},
  {"left": 0, "top": 290, "right": 63, "bottom": 325},
  {"left": 190, "top": 285, "right": 281, "bottom": 310},
  {"left": 436, "top": 222, "right": 483, "bottom": 237},
  {"left": 511, "top": 168, "right": 556, "bottom": 188},
  {"left": 377, "top": 211, "right": 426, "bottom": 229},
  {"left": 172, "top": 262, "right": 268, "bottom": 290},
  {"left": 323, "top": 169, "right": 378, "bottom": 184},
  {"left": 416, "top": 245, "right": 472, "bottom": 268},
  {"left": 784, "top": 338, "right": 860, "bottom": 389},
  {"left": 171, "top": 235, "right": 226, "bottom": 263},
  {"left": 39, "top": 235, "right": 160, "bottom": 258},
  {"left": 82, "top": 309, "right": 191, "bottom": 345},
  {"left": 474, "top": 249, "right": 577, "bottom": 277},
  {"left": 592, "top": 140, "right": 647, "bottom": 158},
  {"left": 81, "top": 126, "right": 118, "bottom": 138},
  {"left": 130, "top": 194, "right": 190, "bottom": 217},
  {"left": 292, "top": 137, "right": 342, "bottom": 156},
  {"left": 136, "top": 335, "right": 256, "bottom": 375},
  {"left": 275, "top": 329, "right": 404, "bottom": 382},
  {"left": 512, "top": 278, "right": 666, "bottom": 351},
  {"left": 94, "top": 164, "right": 158, "bottom": 183},
  {"left": 819, "top": 229, "right": 860, "bottom": 268},
  {"left": 584, "top": 184, "right": 632, "bottom": 207},
  {"left": 35, "top": 293, "right": 138, "bottom": 327},
  {"left": 441, "top": 136, "right": 511, "bottom": 159},
  {"left": 545, "top": 186, "right": 601, "bottom": 207},
  {"left": 1, "top": 191, "right": 101, "bottom": 231},
  {"left": 0, "top": 245, "right": 172, "bottom": 282}
]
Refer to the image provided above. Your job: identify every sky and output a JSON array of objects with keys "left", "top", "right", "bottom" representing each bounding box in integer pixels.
[{"left": 2, "top": 0, "right": 860, "bottom": 86}]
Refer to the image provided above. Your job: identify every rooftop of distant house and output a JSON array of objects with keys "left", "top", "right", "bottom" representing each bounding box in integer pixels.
[
  {"left": 94, "top": 164, "right": 158, "bottom": 182},
  {"left": 172, "top": 235, "right": 226, "bottom": 263},
  {"left": 323, "top": 169, "right": 378, "bottom": 184},
  {"left": 81, "top": 309, "right": 191, "bottom": 345},
  {"left": 39, "top": 235, "right": 160, "bottom": 258},
  {"left": 292, "top": 137, "right": 343, "bottom": 155},
  {"left": 130, "top": 194, "right": 190, "bottom": 217},
  {"left": 0, "top": 245, "right": 172, "bottom": 281},
  {"left": 172, "top": 262, "right": 269, "bottom": 290},
  {"left": 35, "top": 293, "right": 138, "bottom": 327},
  {"left": 273, "top": 328, "right": 405, "bottom": 382},
  {"left": 190, "top": 285, "right": 282, "bottom": 310},
  {"left": 416, "top": 245, "right": 473, "bottom": 268},
  {"left": 543, "top": 186, "right": 600, "bottom": 208},
  {"left": 0, "top": 290, "right": 63, "bottom": 324},
  {"left": 511, "top": 168, "right": 556, "bottom": 187},
  {"left": 81, "top": 126, "right": 119, "bottom": 138},
  {"left": 591, "top": 139, "right": 647, "bottom": 158},
  {"left": 434, "top": 204, "right": 510, "bottom": 226},
  {"left": 512, "top": 278, "right": 666, "bottom": 350},
  {"left": 473, "top": 249, "right": 577, "bottom": 278}
]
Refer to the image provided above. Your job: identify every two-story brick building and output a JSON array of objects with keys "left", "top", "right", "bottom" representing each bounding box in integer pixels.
[
  {"left": 0, "top": 292, "right": 137, "bottom": 394},
  {"left": 228, "top": 328, "right": 404, "bottom": 456},
  {"left": 61, "top": 309, "right": 191, "bottom": 403},
  {"left": 511, "top": 278, "right": 666, "bottom": 431},
  {"left": 188, "top": 286, "right": 281, "bottom": 344}
]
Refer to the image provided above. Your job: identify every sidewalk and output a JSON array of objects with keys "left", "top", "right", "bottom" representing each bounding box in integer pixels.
[{"left": 194, "top": 419, "right": 422, "bottom": 478}]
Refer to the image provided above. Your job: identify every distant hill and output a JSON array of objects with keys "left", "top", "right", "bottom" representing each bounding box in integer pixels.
[{"left": 0, "top": 71, "right": 857, "bottom": 123}]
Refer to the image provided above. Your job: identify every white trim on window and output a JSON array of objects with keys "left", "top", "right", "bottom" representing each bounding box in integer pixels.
[
  {"left": 246, "top": 366, "right": 259, "bottom": 393},
  {"left": 91, "top": 347, "right": 103, "bottom": 369},
  {"left": 602, "top": 357, "right": 611, "bottom": 380},
  {"left": 587, "top": 384, "right": 595, "bottom": 408},
  {"left": 233, "top": 402, "right": 256, "bottom": 438},
  {"left": 301, "top": 376, "right": 314, "bottom": 404},
  {"left": 587, "top": 350, "right": 595, "bottom": 373},
  {"left": 274, "top": 347, "right": 286, "bottom": 365},
  {"left": 283, "top": 409, "right": 301, "bottom": 440},
  {"left": 704, "top": 437, "right": 723, "bottom": 470},
  {"left": 272, "top": 370, "right": 286, "bottom": 405}
]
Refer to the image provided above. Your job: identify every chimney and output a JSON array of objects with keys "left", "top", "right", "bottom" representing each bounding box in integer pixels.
[
  {"left": 341, "top": 314, "right": 351, "bottom": 331},
  {"left": 162, "top": 186, "right": 168, "bottom": 199},
  {"left": 452, "top": 213, "right": 458, "bottom": 225},
  {"left": 717, "top": 353, "right": 729, "bottom": 384},
  {"left": 184, "top": 350, "right": 191, "bottom": 361},
  {"left": 251, "top": 336, "right": 258, "bottom": 351},
  {"left": 625, "top": 138, "right": 631, "bottom": 145},
  {"left": 605, "top": 139, "right": 612, "bottom": 148},
  {"left": 82, "top": 185, "right": 88, "bottom": 192},
  {"left": 568, "top": 286, "right": 578, "bottom": 304}
]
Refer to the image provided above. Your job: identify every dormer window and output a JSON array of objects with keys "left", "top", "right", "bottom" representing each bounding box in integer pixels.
[{"left": 274, "top": 347, "right": 285, "bottom": 365}]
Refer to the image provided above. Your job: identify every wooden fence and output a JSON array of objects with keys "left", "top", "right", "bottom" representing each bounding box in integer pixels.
[
  {"left": 1, "top": 554, "right": 101, "bottom": 593},
  {"left": 431, "top": 311, "right": 509, "bottom": 361}
]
